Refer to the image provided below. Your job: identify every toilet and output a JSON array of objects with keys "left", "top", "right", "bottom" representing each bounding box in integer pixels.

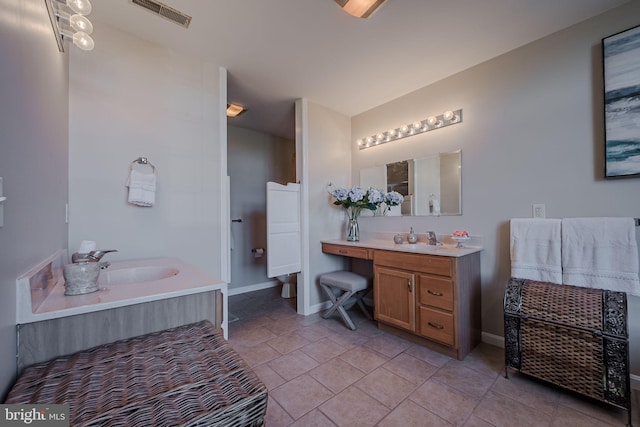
[{"left": 277, "top": 273, "right": 297, "bottom": 298}]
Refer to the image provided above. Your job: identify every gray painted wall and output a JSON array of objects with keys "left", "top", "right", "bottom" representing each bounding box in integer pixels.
[
  {"left": 351, "top": 3, "right": 640, "bottom": 372},
  {"left": 0, "top": 0, "right": 69, "bottom": 399},
  {"left": 227, "top": 126, "right": 295, "bottom": 291}
]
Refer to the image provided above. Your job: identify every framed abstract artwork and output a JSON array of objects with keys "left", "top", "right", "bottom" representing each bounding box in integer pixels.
[{"left": 603, "top": 25, "right": 640, "bottom": 178}]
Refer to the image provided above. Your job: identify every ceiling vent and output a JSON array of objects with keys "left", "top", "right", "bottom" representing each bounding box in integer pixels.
[{"left": 131, "top": 0, "right": 192, "bottom": 28}]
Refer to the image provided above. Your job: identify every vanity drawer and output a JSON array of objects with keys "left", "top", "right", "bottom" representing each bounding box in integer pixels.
[
  {"left": 418, "top": 275, "right": 453, "bottom": 311},
  {"left": 419, "top": 307, "right": 454, "bottom": 346},
  {"left": 374, "top": 250, "right": 452, "bottom": 277},
  {"left": 322, "top": 243, "right": 370, "bottom": 259}
]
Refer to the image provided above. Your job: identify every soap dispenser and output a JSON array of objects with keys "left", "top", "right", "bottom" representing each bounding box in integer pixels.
[{"left": 408, "top": 227, "right": 418, "bottom": 244}]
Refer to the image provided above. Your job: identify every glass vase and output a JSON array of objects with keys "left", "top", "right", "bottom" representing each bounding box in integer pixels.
[{"left": 346, "top": 217, "right": 359, "bottom": 242}]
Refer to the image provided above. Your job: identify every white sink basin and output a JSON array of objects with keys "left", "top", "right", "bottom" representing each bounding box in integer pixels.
[{"left": 99, "top": 266, "right": 179, "bottom": 286}]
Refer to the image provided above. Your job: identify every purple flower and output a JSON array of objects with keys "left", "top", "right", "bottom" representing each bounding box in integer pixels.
[
  {"left": 385, "top": 191, "right": 404, "bottom": 206},
  {"left": 348, "top": 186, "right": 366, "bottom": 202}
]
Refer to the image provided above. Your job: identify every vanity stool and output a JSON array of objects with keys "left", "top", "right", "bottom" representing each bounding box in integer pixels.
[{"left": 320, "top": 271, "right": 372, "bottom": 330}]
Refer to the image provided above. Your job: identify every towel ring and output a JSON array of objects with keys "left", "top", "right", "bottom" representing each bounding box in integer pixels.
[{"left": 130, "top": 157, "right": 156, "bottom": 172}]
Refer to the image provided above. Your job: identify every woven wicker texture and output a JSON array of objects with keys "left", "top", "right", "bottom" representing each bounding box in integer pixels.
[
  {"left": 521, "top": 320, "right": 604, "bottom": 400},
  {"left": 6, "top": 321, "right": 267, "bottom": 427},
  {"left": 520, "top": 280, "right": 602, "bottom": 330}
]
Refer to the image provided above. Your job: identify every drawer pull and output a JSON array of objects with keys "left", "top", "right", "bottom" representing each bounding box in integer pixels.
[
  {"left": 428, "top": 321, "right": 444, "bottom": 330},
  {"left": 427, "top": 290, "right": 443, "bottom": 297},
  {"left": 338, "top": 250, "right": 348, "bottom": 254},
  {"left": 408, "top": 279, "right": 413, "bottom": 293}
]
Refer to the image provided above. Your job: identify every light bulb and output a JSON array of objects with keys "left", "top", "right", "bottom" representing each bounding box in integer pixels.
[
  {"left": 72, "top": 31, "right": 95, "bottom": 51},
  {"left": 356, "top": 139, "right": 363, "bottom": 146},
  {"left": 443, "top": 110, "right": 456, "bottom": 121},
  {"left": 427, "top": 116, "right": 438, "bottom": 126},
  {"left": 366, "top": 136, "right": 374, "bottom": 144},
  {"left": 69, "top": 14, "right": 93, "bottom": 34},
  {"left": 67, "top": 0, "right": 92, "bottom": 15},
  {"left": 412, "top": 121, "right": 422, "bottom": 130},
  {"left": 376, "top": 133, "right": 384, "bottom": 141},
  {"left": 400, "top": 125, "right": 409, "bottom": 134},
  {"left": 388, "top": 129, "right": 397, "bottom": 137}
]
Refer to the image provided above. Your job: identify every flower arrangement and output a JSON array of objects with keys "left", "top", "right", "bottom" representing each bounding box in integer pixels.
[{"left": 327, "top": 184, "right": 404, "bottom": 219}]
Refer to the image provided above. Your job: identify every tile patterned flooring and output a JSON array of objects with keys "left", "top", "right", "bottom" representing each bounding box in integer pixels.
[{"left": 228, "top": 287, "right": 637, "bottom": 426}]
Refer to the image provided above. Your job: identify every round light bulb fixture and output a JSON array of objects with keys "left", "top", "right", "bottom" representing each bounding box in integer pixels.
[
  {"left": 376, "top": 133, "right": 384, "bottom": 141},
  {"left": 356, "top": 139, "right": 363, "bottom": 146},
  {"left": 67, "top": 0, "right": 92, "bottom": 15},
  {"left": 72, "top": 31, "right": 95, "bottom": 51},
  {"left": 388, "top": 129, "right": 397, "bottom": 137},
  {"left": 412, "top": 121, "right": 422, "bottom": 130},
  {"left": 400, "top": 125, "right": 409, "bottom": 134},
  {"left": 69, "top": 14, "right": 93, "bottom": 34},
  {"left": 427, "top": 116, "right": 438, "bottom": 126},
  {"left": 366, "top": 136, "right": 374, "bottom": 144}
]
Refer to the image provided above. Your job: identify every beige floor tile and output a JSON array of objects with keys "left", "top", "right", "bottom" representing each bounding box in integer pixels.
[
  {"left": 354, "top": 367, "right": 416, "bottom": 409},
  {"left": 251, "top": 363, "right": 286, "bottom": 391},
  {"left": 268, "top": 349, "right": 320, "bottom": 381},
  {"left": 319, "top": 385, "right": 389, "bottom": 426},
  {"left": 233, "top": 341, "right": 281, "bottom": 367},
  {"left": 383, "top": 352, "right": 438, "bottom": 385},
  {"left": 264, "top": 396, "right": 294, "bottom": 427},
  {"left": 491, "top": 373, "right": 560, "bottom": 414},
  {"left": 410, "top": 378, "right": 479, "bottom": 426},
  {"left": 309, "top": 358, "right": 366, "bottom": 393},
  {"left": 228, "top": 324, "right": 277, "bottom": 347},
  {"left": 432, "top": 362, "right": 496, "bottom": 398},
  {"left": 404, "top": 344, "right": 453, "bottom": 367},
  {"left": 267, "top": 332, "right": 311, "bottom": 354},
  {"left": 455, "top": 342, "right": 504, "bottom": 378},
  {"left": 473, "top": 391, "right": 551, "bottom": 427},
  {"left": 552, "top": 403, "right": 623, "bottom": 427},
  {"left": 302, "top": 338, "right": 348, "bottom": 363},
  {"left": 557, "top": 392, "right": 628, "bottom": 426},
  {"left": 363, "top": 334, "right": 411, "bottom": 358},
  {"left": 298, "top": 323, "right": 333, "bottom": 342},
  {"left": 289, "top": 409, "right": 337, "bottom": 427},
  {"left": 324, "top": 329, "right": 370, "bottom": 349},
  {"left": 463, "top": 415, "right": 495, "bottom": 427},
  {"left": 339, "top": 346, "right": 389, "bottom": 373},
  {"left": 378, "top": 400, "right": 452, "bottom": 427},
  {"left": 271, "top": 374, "right": 334, "bottom": 420}
]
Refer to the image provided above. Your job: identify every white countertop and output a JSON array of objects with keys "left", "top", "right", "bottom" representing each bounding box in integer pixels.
[
  {"left": 17, "top": 257, "right": 227, "bottom": 324},
  {"left": 322, "top": 238, "right": 482, "bottom": 257}
]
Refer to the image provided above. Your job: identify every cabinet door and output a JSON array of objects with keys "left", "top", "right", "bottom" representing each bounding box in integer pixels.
[{"left": 374, "top": 267, "right": 415, "bottom": 331}]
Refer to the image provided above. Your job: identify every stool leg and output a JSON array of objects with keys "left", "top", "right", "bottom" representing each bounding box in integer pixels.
[
  {"left": 325, "top": 290, "right": 354, "bottom": 319},
  {"left": 320, "top": 283, "right": 339, "bottom": 319},
  {"left": 356, "top": 296, "right": 372, "bottom": 320},
  {"left": 336, "top": 304, "right": 357, "bottom": 331}
]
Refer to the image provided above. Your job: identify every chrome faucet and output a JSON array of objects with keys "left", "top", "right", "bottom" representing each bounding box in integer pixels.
[
  {"left": 426, "top": 231, "right": 439, "bottom": 246},
  {"left": 72, "top": 249, "right": 118, "bottom": 263}
]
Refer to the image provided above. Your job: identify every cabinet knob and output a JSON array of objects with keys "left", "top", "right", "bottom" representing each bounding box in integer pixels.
[
  {"left": 407, "top": 279, "right": 413, "bottom": 293},
  {"left": 427, "top": 289, "right": 443, "bottom": 297}
]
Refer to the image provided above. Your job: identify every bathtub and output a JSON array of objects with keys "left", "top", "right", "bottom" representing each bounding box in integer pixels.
[{"left": 16, "top": 251, "right": 228, "bottom": 337}]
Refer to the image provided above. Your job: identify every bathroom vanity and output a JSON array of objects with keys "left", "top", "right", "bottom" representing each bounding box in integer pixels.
[{"left": 322, "top": 239, "right": 481, "bottom": 360}]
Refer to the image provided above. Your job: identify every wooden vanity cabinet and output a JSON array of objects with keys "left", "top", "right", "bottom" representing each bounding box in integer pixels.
[{"left": 373, "top": 249, "right": 481, "bottom": 360}]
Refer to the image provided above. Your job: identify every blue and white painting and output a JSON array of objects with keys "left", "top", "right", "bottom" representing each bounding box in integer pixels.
[{"left": 604, "top": 25, "right": 640, "bottom": 177}]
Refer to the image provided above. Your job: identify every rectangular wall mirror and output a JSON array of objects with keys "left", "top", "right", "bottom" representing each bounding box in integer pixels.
[{"left": 359, "top": 149, "right": 461, "bottom": 216}]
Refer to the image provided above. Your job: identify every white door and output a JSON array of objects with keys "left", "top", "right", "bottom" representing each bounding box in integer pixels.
[{"left": 266, "top": 182, "right": 301, "bottom": 278}]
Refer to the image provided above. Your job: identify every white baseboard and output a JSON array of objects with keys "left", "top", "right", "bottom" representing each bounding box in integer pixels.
[
  {"left": 481, "top": 332, "right": 505, "bottom": 348},
  {"left": 228, "top": 280, "right": 279, "bottom": 296},
  {"left": 631, "top": 374, "right": 640, "bottom": 390},
  {"left": 308, "top": 300, "right": 331, "bottom": 315}
]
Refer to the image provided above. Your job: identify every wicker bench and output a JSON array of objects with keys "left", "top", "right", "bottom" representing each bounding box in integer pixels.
[{"left": 5, "top": 321, "right": 268, "bottom": 426}]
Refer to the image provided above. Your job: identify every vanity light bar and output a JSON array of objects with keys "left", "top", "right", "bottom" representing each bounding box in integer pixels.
[{"left": 356, "top": 109, "right": 463, "bottom": 150}]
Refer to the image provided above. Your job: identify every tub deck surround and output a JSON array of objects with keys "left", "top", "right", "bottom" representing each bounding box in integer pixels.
[{"left": 16, "top": 254, "right": 228, "bottom": 337}]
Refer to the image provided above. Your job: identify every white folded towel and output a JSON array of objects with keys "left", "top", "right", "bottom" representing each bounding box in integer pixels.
[
  {"left": 510, "top": 218, "right": 562, "bottom": 283},
  {"left": 562, "top": 217, "right": 640, "bottom": 295},
  {"left": 126, "top": 168, "right": 156, "bottom": 207}
]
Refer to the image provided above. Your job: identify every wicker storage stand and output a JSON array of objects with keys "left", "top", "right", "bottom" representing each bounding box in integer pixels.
[
  {"left": 6, "top": 321, "right": 268, "bottom": 427},
  {"left": 504, "top": 278, "right": 630, "bottom": 425}
]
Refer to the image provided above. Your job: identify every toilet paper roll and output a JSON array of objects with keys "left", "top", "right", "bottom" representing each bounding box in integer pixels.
[{"left": 252, "top": 248, "right": 264, "bottom": 258}]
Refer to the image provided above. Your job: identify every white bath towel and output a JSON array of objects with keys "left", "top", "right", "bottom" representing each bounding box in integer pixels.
[
  {"left": 562, "top": 217, "right": 640, "bottom": 295},
  {"left": 126, "top": 168, "right": 156, "bottom": 207},
  {"left": 510, "top": 218, "right": 562, "bottom": 283}
]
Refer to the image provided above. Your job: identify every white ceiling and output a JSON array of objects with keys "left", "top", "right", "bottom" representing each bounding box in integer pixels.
[{"left": 89, "top": 0, "right": 629, "bottom": 139}]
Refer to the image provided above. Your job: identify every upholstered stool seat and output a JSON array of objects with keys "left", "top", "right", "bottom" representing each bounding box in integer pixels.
[{"left": 320, "top": 271, "right": 372, "bottom": 330}]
